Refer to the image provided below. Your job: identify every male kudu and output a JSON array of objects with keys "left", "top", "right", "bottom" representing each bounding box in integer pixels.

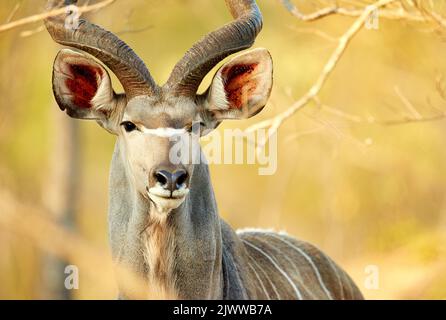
[{"left": 44, "top": 0, "right": 363, "bottom": 299}]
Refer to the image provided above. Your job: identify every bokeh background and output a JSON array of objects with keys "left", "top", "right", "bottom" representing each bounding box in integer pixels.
[{"left": 1, "top": 0, "right": 446, "bottom": 299}]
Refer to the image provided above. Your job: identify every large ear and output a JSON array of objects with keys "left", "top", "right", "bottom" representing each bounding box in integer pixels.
[
  {"left": 52, "top": 49, "right": 122, "bottom": 131},
  {"left": 203, "top": 48, "right": 273, "bottom": 120}
]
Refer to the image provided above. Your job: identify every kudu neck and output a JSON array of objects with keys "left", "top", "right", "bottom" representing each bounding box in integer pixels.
[
  {"left": 109, "top": 142, "right": 224, "bottom": 298},
  {"left": 141, "top": 160, "right": 224, "bottom": 299}
]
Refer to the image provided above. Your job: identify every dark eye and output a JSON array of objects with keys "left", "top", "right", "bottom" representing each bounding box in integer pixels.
[{"left": 121, "top": 121, "right": 137, "bottom": 132}]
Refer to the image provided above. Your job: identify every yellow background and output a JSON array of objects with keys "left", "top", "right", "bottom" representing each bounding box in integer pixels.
[{"left": 0, "top": 0, "right": 446, "bottom": 299}]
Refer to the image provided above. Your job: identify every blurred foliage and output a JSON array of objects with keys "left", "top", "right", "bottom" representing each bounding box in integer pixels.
[{"left": 1, "top": 0, "right": 446, "bottom": 299}]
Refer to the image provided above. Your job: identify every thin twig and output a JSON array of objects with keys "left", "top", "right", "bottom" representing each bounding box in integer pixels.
[
  {"left": 394, "top": 85, "right": 423, "bottom": 120},
  {"left": 319, "top": 103, "right": 363, "bottom": 123},
  {"left": 281, "top": 0, "right": 425, "bottom": 22},
  {"left": 377, "top": 113, "right": 446, "bottom": 125},
  {"left": 5, "top": 2, "right": 22, "bottom": 23},
  {"left": 0, "top": 0, "right": 116, "bottom": 34},
  {"left": 20, "top": 25, "right": 45, "bottom": 38},
  {"left": 116, "top": 25, "right": 153, "bottom": 36}
]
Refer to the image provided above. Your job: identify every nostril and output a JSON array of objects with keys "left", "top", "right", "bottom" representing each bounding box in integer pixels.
[
  {"left": 154, "top": 171, "right": 169, "bottom": 186},
  {"left": 153, "top": 169, "right": 187, "bottom": 192},
  {"left": 174, "top": 170, "right": 188, "bottom": 189}
]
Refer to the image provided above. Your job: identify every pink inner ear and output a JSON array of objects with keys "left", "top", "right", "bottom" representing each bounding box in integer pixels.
[
  {"left": 65, "top": 64, "right": 103, "bottom": 109},
  {"left": 222, "top": 63, "right": 259, "bottom": 109}
]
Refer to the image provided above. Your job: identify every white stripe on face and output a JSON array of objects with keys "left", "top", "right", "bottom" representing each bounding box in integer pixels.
[{"left": 141, "top": 127, "right": 187, "bottom": 138}]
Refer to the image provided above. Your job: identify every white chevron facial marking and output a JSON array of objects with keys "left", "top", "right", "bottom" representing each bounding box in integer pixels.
[{"left": 141, "top": 127, "right": 187, "bottom": 138}]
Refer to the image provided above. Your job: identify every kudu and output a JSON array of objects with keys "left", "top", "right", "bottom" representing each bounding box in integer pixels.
[{"left": 44, "top": 0, "right": 363, "bottom": 299}]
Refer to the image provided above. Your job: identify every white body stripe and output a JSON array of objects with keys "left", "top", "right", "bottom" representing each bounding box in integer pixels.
[
  {"left": 258, "top": 237, "right": 317, "bottom": 300},
  {"left": 245, "top": 251, "right": 280, "bottom": 299},
  {"left": 242, "top": 239, "right": 303, "bottom": 300},
  {"left": 268, "top": 233, "right": 333, "bottom": 300},
  {"left": 326, "top": 255, "right": 344, "bottom": 297},
  {"left": 246, "top": 261, "right": 270, "bottom": 299},
  {"left": 244, "top": 250, "right": 271, "bottom": 299}
]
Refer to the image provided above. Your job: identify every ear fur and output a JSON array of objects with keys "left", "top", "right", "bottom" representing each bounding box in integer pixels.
[
  {"left": 204, "top": 48, "right": 273, "bottom": 120},
  {"left": 52, "top": 49, "right": 120, "bottom": 122}
]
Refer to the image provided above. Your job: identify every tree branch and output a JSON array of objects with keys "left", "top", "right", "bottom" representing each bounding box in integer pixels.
[
  {"left": 281, "top": 0, "right": 425, "bottom": 22},
  {"left": 247, "top": 0, "right": 446, "bottom": 148},
  {"left": 247, "top": 0, "right": 397, "bottom": 148},
  {"left": 0, "top": 0, "right": 116, "bottom": 34}
]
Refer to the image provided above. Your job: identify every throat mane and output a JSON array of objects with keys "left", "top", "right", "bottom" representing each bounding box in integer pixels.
[{"left": 142, "top": 214, "right": 178, "bottom": 299}]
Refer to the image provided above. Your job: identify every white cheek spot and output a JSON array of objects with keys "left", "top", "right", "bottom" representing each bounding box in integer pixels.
[{"left": 141, "top": 127, "right": 187, "bottom": 138}]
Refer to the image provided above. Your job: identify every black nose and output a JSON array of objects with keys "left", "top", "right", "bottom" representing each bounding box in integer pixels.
[{"left": 154, "top": 169, "right": 188, "bottom": 192}]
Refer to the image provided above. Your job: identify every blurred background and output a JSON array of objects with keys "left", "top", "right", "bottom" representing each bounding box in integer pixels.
[{"left": 1, "top": 0, "right": 446, "bottom": 299}]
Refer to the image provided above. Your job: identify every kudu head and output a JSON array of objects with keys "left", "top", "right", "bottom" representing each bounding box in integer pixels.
[{"left": 45, "top": 0, "right": 273, "bottom": 214}]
